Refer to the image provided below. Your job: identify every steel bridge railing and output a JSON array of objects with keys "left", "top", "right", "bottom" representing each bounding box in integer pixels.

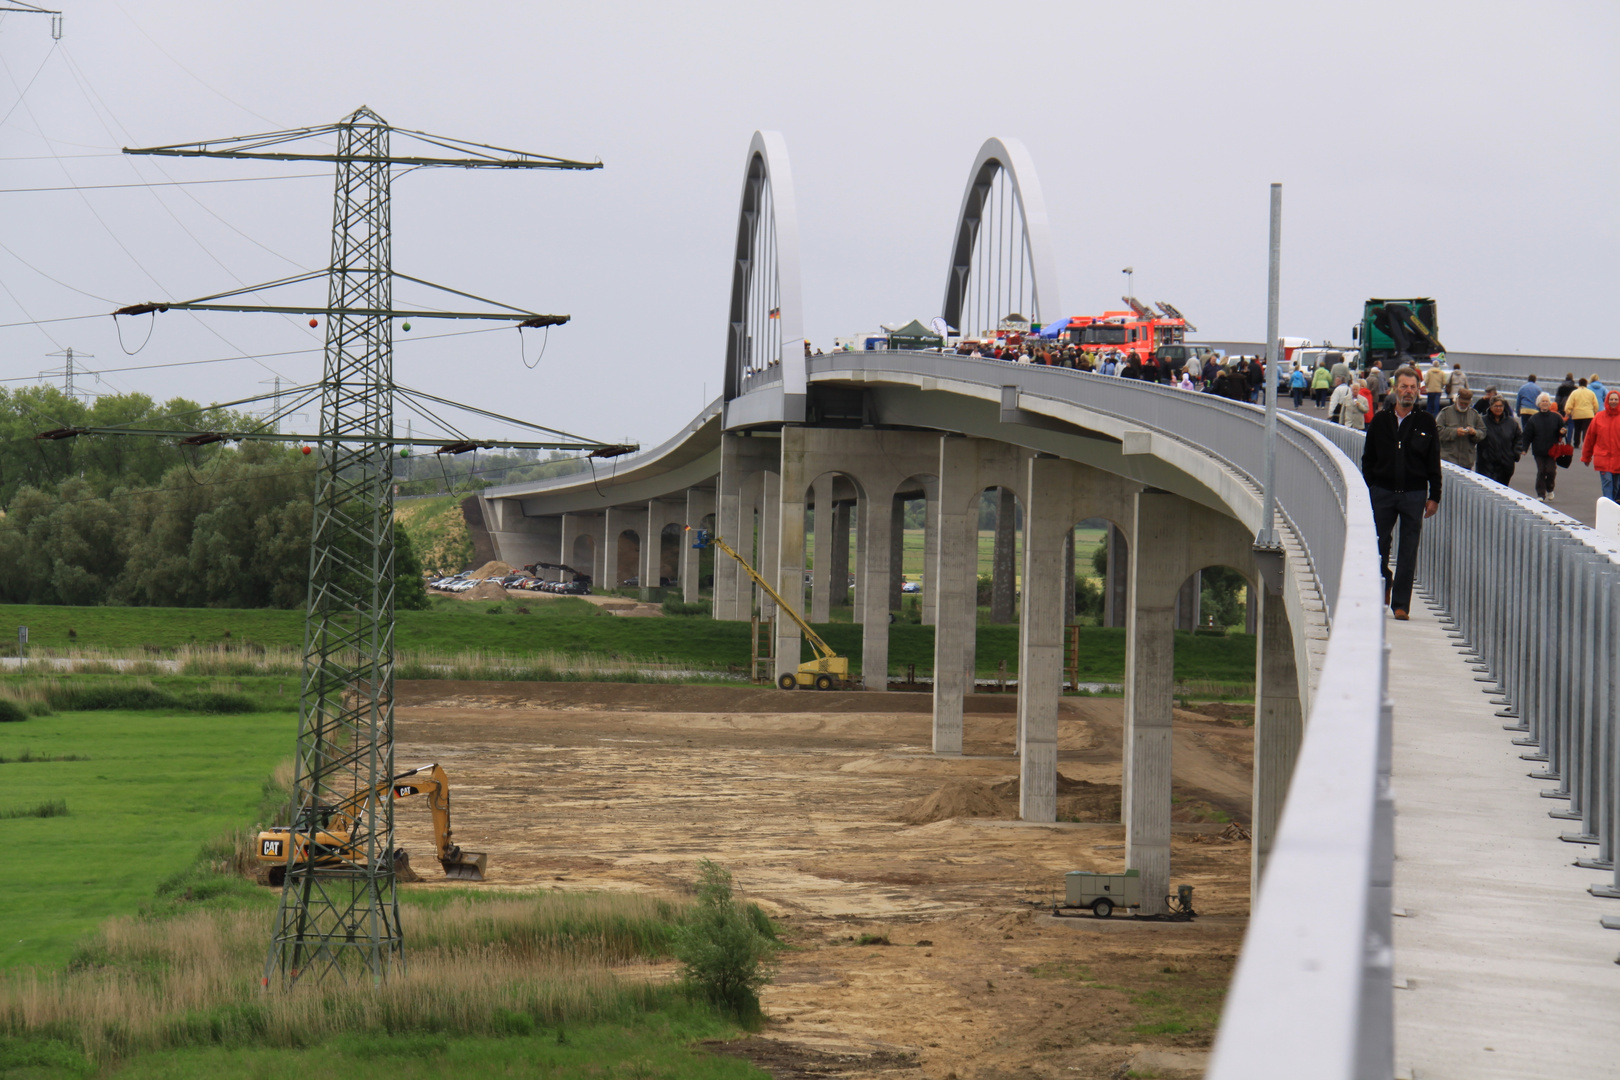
[
  {"left": 1301, "top": 412, "right": 1620, "bottom": 894},
  {"left": 806, "top": 352, "right": 1392, "bottom": 1077}
]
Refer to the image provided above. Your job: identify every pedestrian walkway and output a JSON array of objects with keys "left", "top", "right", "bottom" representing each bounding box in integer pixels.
[{"left": 1391, "top": 599, "right": 1620, "bottom": 1079}]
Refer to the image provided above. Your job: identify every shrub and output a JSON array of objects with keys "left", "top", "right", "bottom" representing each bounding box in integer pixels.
[
  {"left": 1, "top": 798, "right": 67, "bottom": 819},
  {"left": 0, "top": 699, "right": 25, "bottom": 723},
  {"left": 672, "top": 860, "right": 778, "bottom": 1025},
  {"left": 661, "top": 598, "right": 711, "bottom": 617}
]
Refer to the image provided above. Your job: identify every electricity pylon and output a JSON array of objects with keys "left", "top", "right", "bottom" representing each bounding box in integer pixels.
[
  {"left": 41, "top": 346, "right": 92, "bottom": 400},
  {"left": 117, "top": 107, "right": 601, "bottom": 987}
]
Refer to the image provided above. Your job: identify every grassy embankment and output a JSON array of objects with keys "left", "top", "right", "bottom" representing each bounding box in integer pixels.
[
  {"left": 0, "top": 595, "right": 1255, "bottom": 689},
  {"left": 0, "top": 712, "right": 769, "bottom": 1078}
]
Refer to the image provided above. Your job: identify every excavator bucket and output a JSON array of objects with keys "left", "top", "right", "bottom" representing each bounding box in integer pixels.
[
  {"left": 393, "top": 849, "right": 423, "bottom": 883},
  {"left": 441, "top": 850, "right": 488, "bottom": 882}
]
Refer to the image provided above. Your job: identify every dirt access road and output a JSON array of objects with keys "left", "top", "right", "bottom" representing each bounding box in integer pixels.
[{"left": 392, "top": 682, "right": 1256, "bottom": 1080}]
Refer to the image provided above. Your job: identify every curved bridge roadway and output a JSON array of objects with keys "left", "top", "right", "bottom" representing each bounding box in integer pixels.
[{"left": 483, "top": 354, "right": 1620, "bottom": 1077}]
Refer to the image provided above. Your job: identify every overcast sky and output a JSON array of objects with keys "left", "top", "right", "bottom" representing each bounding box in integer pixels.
[{"left": 0, "top": 1, "right": 1613, "bottom": 447}]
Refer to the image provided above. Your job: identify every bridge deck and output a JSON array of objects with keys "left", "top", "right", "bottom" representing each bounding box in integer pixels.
[{"left": 1392, "top": 599, "right": 1619, "bottom": 1078}]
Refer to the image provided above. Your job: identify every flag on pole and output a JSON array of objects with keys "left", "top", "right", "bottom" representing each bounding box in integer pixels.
[{"left": 768, "top": 307, "right": 780, "bottom": 320}]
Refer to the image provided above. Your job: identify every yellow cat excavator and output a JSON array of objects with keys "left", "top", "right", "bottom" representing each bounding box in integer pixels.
[{"left": 255, "top": 763, "right": 487, "bottom": 886}]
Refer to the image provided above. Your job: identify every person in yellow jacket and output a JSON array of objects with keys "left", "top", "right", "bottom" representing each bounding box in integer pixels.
[
  {"left": 1310, "top": 363, "right": 1333, "bottom": 408},
  {"left": 1423, "top": 360, "right": 1447, "bottom": 414},
  {"left": 1564, "top": 377, "right": 1600, "bottom": 449}
]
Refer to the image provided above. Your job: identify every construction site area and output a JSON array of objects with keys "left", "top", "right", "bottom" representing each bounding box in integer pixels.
[{"left": 390, "top": 680, "right": 1256, "bottom": 1079}]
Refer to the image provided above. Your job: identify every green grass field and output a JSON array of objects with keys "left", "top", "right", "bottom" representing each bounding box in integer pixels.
[
  {"left": 0, "top": 601, "right": 1254, "bottom": 684},
  {"left": 0, "top": 709, "right": 295, "bottom": 970},
  {"left": 92, "top": 1010, "right": 763, "bottom": 1080}
]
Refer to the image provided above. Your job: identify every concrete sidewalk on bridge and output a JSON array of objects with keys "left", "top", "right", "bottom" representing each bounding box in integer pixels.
[{"left": 1390, "top": 598, "right": 1620, "bottom": 1079}]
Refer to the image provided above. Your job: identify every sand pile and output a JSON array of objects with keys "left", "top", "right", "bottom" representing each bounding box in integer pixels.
[
  {"left": 899, "top": 779, "right": 1010, "bottom": 825},
  {"left": 466, "top": 561, "right": 515, "bottom": 580},
  {"left": 991, "top": 773, "right": 1122, "bottom": 822},
  {"left": 467, "top": 581, "right": 508, "bottom": 601}
]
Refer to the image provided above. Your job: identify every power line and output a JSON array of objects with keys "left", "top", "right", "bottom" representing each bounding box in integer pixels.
[{"left": 0, "top": 173, "right": 327, "bottom": 193}]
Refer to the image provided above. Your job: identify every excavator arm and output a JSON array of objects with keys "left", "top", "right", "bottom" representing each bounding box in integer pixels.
[{"left": 256, "top": 763, "right": 486, "bottom": 883}]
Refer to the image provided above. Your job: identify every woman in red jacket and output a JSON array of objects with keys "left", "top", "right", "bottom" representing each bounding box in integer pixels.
[{"left": 1581, "top": 390, "right": 1620, "bottom": 503}]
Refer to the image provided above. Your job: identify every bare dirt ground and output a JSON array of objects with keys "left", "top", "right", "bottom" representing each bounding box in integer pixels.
[{"left": 391, "top": 682, "right": 1255, "bottom": 1080}]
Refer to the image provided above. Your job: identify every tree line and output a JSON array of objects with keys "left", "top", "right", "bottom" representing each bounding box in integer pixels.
[{"left": 0, "top": 387, "right": 426, "bottom": 609}]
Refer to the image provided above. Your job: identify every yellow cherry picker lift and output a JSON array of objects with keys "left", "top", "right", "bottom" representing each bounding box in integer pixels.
[{"left": 687, "top": 527, "right": 852, "bottom": 690}]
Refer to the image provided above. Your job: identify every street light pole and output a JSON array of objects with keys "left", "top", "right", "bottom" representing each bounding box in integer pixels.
[{"left": 1255, "top": 184, "right": 1283, "bottom": 560}]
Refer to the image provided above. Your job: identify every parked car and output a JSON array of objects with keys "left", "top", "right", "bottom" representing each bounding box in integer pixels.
[{"left": 901, "top": 581, "right": 921, "bottom": 594}]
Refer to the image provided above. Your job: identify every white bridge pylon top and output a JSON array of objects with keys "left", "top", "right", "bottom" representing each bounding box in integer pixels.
[
  {"left": 722, "top": 132, "right": 1063, "bottom": 430},
  {"left": 942, "top": 137, "right": 1063, "bottom": 340},
  {"left": 724, "top": 130, "right": 806, "bottom": 426}
]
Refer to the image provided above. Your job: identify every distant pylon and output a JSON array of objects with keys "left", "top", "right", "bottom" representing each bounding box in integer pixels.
[{"left": 41, "top": 346, "right": 93, "bottom": 400}]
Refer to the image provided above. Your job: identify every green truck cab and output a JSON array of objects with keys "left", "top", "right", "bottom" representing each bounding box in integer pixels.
[{"left": 1353, "top": 298, "right": 1445, "bottom": 366}]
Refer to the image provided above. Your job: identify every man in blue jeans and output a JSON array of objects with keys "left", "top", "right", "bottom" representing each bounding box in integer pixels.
[{"left": 1361, "top": 367, "right": 1443, "bottom": 621}]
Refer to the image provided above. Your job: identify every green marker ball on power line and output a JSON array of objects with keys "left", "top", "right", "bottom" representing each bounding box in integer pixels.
[
  {"left": 400, "top": 447, "right": 410, "bottom": 458},
  {"left": 401, "top": 321, "right": 411, "bottom": 331}
]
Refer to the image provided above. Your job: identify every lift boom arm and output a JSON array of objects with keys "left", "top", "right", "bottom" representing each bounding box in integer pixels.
[{"left": 692, "top": 529, "right": 839, "bottom": 664}]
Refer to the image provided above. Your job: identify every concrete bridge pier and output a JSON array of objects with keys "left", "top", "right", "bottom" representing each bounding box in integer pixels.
[
  {"left": 829, "top": 500, "right": 851, "bottom": 608},
  {"left": 809, "top": 477, "right": 835, "bottom": 622},
  {"left": 642, "top": 499, "right": 684, "bottom": 592},
  {"left": 681, "top": 487, "right": 714, "bottom": 603},
  {"left": 931, "top": 438, "right": 1031, "bottom": 753},
  {"left": 757, "top": 470, "right": 781, "bottom": 617},
  {"left": 476, "top": 497, "right": 560, "bottom": 572},
  {"left": 1122, "top": 490, "right": 1258, "bottom": 914},
  {"left": 921, "top": 478, "right": 940, "bottom": 625},
  {"left": 603, "top": 505, "right": 639, "bottom": 591},
  {"left": 1016, "top": 457, "right": 1137, "bottom": 822},
  {"left": 714, "top": 433, "right": 778, "bottom": 620},
  {"left": 771, "top": 428, "right": 937, "bottom": 690},
  {"left": 560, "top": 512, "right": 604, "bottom": 590}
]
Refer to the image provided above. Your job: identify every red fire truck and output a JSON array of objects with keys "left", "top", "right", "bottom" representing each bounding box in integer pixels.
[{"left": 1055, "top": 298, "right": 1195, "bottom": 370}]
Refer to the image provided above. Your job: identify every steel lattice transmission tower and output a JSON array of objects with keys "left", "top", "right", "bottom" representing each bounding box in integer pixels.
[{"left": 122, "top": 106, "right": 599, "bottom": 986}]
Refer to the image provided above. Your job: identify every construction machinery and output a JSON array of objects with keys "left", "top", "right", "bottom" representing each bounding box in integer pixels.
[
  {"left": 1353, "top": 298, "right": 1445, "bottom": 366},
  {"left": 687, "top": 527, "right": 852, "bottom": 690},
  {"left": 256, "top": 763, "right": 487, "bottom": 886}
]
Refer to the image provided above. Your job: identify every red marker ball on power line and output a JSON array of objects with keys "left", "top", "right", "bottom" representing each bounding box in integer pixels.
[
  {"left": 309, "top": 318, "right": 319, "bottom": 328},
  {"left": 301, "top": 446, "right": 311, "bottom": 455}
]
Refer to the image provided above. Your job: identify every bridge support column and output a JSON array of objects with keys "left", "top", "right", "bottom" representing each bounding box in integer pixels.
[
  {"left": 889, "top": 496, "right": 906, "bottom": 612},
  {"left": 933, "top": 439, "right": 1031, "bottom": 752},
  {"left": 1175, "top": 572, "right": 1202, "bottom": 631},
  {"left": 774, "top": 429, "right": 811, "bottom": 684},
  {"left": 861, "top": 488, "right": 893, "bottom": 690},
  {"left": 1120, "top": 491, "right": 1263, "bottom": 914},
  {"left": 1125, "top": 490, "right": 1183, "bottom": 914},
  {"left": 642, "top": 500, "right": 681, "bottom": 592},
  {"left": 931, "top": 440, "right": 976, "bottom": 754},
  {"left": 1017, "top": 457, "right": 1141, "bottom": 820},
  {"left": 830, "top": 501, "right": 850, "bottom": 608},
  {"left": 1252, "top": 585, "right": 1302, "bottom": 896},
  {"left": 922, "top": 478, "right": 940, "bottom": 626},
  {"left": 560, "top": 513, "right": 601, "bottom": 588},
  {"left": 682, "top": 488, "right": 714, "bottom": 603},
  {"left": 1062, "top": 529, "right": 1076, "bottom": 628},
  {"left": 759, "top": 470, "right": 781, "bottom": 618},
  {"left": 991, "top": 488, "right": 1016, "bottom": 623},
  {"left": 810, "top": 477, "right": 834, "bottom": 623},
  {"left": 715, "top": 435, "right": 745, "bottom": 619},
  {"left": 1103, "top": 524, "right": 1128, "bottom": 628},
  {"left": 1017, "top": 457, "right": 1071, "bottom": 821},
  {"left": 603, "top": 505, "right": 637, "bottom": 592}
]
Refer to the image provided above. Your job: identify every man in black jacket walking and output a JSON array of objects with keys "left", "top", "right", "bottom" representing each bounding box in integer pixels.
[{"left": 1362, "top": 366, "right": 1442, "bottom": 621}]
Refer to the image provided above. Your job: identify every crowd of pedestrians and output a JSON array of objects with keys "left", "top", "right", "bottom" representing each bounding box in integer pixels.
[{"left": 957, "top": 337, "right": 1616, "bottom": 510}]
